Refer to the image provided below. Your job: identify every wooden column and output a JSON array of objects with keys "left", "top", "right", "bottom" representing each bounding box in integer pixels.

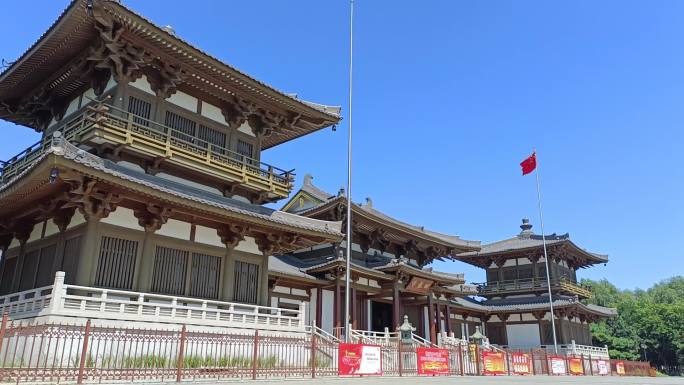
[
  {"left": 392, "top": 282, "right": 401, "bottom": 330},
  {"left": 334, "top": 277, "right": 341, "bottom": 332},
  {"left": 435, "top": 302, "right": 442, "bottom": 335},
  {"left": 445, "top": 303, "right": 452, "bottom": 334},
  {"left": 351, "top": 287, "right": 357, "bottom": 329},
  {"left": 427, "top": 294, "right": 436, "bottom": 344},
  {"left": 315, "top": 287, "right": 323, "bottom": 328}
]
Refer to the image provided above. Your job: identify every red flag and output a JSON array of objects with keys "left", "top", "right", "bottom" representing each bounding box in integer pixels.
[{"left": 520, "top": 152, "right": 536, "bottom": 175}]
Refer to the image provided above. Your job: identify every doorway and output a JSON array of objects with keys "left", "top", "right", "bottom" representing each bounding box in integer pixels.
[{"left": 370, "top": 301, "right": 392, "bottom": 332}]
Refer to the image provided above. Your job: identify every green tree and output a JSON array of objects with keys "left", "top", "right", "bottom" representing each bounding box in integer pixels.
[{"left": 581, "top": 276, "right": 684, "bottom": 375}]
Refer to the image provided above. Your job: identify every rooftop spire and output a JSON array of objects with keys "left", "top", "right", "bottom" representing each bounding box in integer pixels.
[{"left": 519, "top": 218, "right": 533, "bottom": 238}]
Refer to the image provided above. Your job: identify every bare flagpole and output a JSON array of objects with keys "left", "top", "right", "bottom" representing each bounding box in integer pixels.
[
  {"left": 534, "top": 149, "right": 558, "bottom": 354},
  {"left": 344, "top": 0, "right": 354, "bottom": 343}
]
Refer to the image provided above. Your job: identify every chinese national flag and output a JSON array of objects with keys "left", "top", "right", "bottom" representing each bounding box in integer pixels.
[{"left": 520, "top": 152, "right": 536, "bottom": 175}]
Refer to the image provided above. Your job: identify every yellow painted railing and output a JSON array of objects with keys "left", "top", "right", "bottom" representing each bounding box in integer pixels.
[
  {"left": 477, "top": 277, "right": 592, "bottom": 298},
  {"left": 1, "top": 103, "right": 294, "bottom": 199}
]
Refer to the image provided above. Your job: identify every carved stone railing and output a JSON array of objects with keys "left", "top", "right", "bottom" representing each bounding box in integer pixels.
[
  {"left": 0, "top": 272, "right": 305, "bottom": 332},
  {"left": 476, "top": 277, "right": 592, "bottom": 298},
  {"left": 0, "top": 102, "right": 294, "bottom": 199}
]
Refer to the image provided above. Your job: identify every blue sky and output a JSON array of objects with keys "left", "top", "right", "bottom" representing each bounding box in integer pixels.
[{"left": 1, "top": 1, "right": 682, "bottom": 290}]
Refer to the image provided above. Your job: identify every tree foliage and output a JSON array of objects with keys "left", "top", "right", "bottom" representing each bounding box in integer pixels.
[{"left": 581, "top": 276, "right": 684, "bottom": 373}]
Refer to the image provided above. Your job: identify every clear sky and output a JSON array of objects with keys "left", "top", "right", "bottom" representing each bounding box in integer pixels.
[{"left": 1, "top": 1, "right": 682, "bottom": 290}]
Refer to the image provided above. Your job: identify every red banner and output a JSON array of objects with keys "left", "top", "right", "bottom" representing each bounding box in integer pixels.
[
  {"left": 338, "top": 343, "right": 382, "bottom": 376},
  {"left": 482, "top": 351, "right": 506, "bottom": 375},
  {"left": 615, "top": 360, "right": 626, "bottom": 376},
  {"left": 550, "top": 356, "right": 567, "bottom": 375},
  {"left": 416, "top": 348, "right": 449, "bottom": 375},
  {"left": 510, "top": 353, "right": 532, "bottom": 375},
  {"left": 568, "top": 357, "right": 584, "bottom": 375}
]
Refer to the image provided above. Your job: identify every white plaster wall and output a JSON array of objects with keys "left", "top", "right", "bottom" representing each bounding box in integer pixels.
[
  {"left": 8, "top": 239, "right": 20, "bottom": 249},
  {"left": 68, "top": 212, "right": 86, "bottom": 229},
  {"left": 503, "top": 259, "right": 517, "bottom": 267},
  {"left": 130, "top": 76, "right": 155, "bottom": 95},
  {"left": 321, "top": 289, "right": 334, "bottom": 333},
  {"left": 101, "top": 207, "right": 139, "bottom": 229},
  {"left": 292, "top": 288, "right": 307, "bottom": 296},
  {"left": 195, "top": 225, "right": 223, "bottom": 247},
  {"left": 200, "top": 101, "right": 225, "bottom": 124},
  {"left": 521, "top": 313, "right": 537, "bottom": 322},
  {"left": 64, "top": 97, "right": 80, "bottom": 117},
  {"left": 156, "top": 219, "right": 190, "bottom": 240},
  {"left": 506, "top": 324, "right": 541, "bottom": 348},
  {"left": 234, "top": 236, "right": 260, "bottom": 255},
  {"left": 44, "top": 220, "right": 60, "bottom": 238},
  {"left": 156, "top": 173, "right": 222, "bottom": 195},
  {"left": 167, "top": 90, "right": 198, "bottom": 112},
  {"left": 489, "top": 315, "right": 501, "bottom": 323},
  {"left": 104, "top": 77, "right": 116, "bottom": 92},
  {"left": 83, "top": 88, "right": 97, "bottom": 104},
  {"left": 27, "top": 225, "right": 42, "bottom": 243},
  {"left": 237, "top": 121, "right": 255, "bottom": 137}
]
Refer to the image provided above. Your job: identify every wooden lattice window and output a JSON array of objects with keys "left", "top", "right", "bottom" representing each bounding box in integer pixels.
[
  {"left": 94, "top": 236, "right": 138, "bottom": 290},
  {"left": 61, "top": 236, "right": 82, "bottom": 284},
  {"left": 165, "top": 111, "right": 196, "bottom": 142},
  {"left": 197, "top": 125, "right": 226, "bottom": 151},
  {"left": 189, "top": 253, "right": 220, "bottom": 299},
  {"left": 35, "top": 244, "right": 57, "bottom": 287},
  {"left": 236, "top": 139, "right": 254, "bottom": 159},
  {"left": 0, "top": 258, "right": 17, "bottom": 295},
  {"left": 518, "top": 265, "right": 534, "bottom": 280},
  {"left": 151, "top": 246, "right": 188, "bottom": 296},
  {"left": 127, "top": 96, "right": 152, "bottom": 127},
  {"left": 233, "top": 260, "right": 259, "bottom": 304},
  {"left": 19, "top": 250, "right": 40, "bottom": 291}
]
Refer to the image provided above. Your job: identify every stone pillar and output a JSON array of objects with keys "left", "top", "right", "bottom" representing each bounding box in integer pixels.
[
  {"left": 259, "top": 256, "right": 269, "bottom": 306},
  {"left": 75, "top": 218, "right": 100, "bottom": 286}
]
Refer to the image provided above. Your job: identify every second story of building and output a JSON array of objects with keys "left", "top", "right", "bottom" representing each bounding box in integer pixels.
[
  {"left": 456, "top": 219, "right": 608, "bottom": 300},
  {"left": 0, "top": 0, "right": 341, "bottom": 204}
]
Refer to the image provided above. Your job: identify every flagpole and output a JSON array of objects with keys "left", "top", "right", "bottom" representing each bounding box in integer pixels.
[
  {"left": 343, "top": 0, "right": 354, "bottom": 343},
  {"left": 534, "top": 150, "right": 558, "bottom": 354}
]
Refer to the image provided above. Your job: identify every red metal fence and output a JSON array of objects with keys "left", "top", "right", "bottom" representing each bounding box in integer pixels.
[{"left": 0, "top": 315, "right": 655, "bottom": 383}]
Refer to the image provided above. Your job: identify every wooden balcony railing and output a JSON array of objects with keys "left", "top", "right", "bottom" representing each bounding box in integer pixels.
[
  {"left": 0, "top": 271, "right": 305, "bottom": 331},
  {"left": 476, "top": 277, "right": 592, "bottom": 298},
  {"left": 1, "top": 102, "right": 294, "bottom": 199}
]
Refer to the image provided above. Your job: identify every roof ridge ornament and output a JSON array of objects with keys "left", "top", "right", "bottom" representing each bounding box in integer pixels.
[{"left": 519, "top": 218, "right": 533, "bottom": 238}]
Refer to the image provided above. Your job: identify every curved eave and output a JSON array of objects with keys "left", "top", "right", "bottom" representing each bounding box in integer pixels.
[
  {"left": 0, "top": 153, "right": 343, "bottom": 247},
  {"left": 457, "top": 239, "right": 607, "bottom": 268},
  {"left": 299, "top": 196, "right": 480, "bottom": 255}
]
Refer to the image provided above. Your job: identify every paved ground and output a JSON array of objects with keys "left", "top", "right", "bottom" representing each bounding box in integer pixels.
[{"left": 249, "top": 376, "right": 684, "bottom": 385}]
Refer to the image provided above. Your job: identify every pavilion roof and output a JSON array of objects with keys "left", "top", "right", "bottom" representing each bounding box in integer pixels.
[
  {"left": 282, "top": 176, "right": 480, "bottom": 264},
  {"left": 0, "top": 0, "right": 340, "bottom": 148},
  {"left": 450, "top": 295, "right": 617, "bottom": 318},
  {"left": 0, "top": 137, "right": 343, "bottom": 251},
  {"left": 456, "top": 219, "right": 608, "bottom": 268}
]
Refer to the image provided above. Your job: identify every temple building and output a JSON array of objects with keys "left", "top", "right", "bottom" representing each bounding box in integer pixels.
[
  {"left": 0, "top": 0, "right": 343, "bottom": 332},
  {"left": 449, "top": 219, "right": 617, "bottom": 350},
  {"left": 271, "top": 175, "right": 481, "bottom": 343}
]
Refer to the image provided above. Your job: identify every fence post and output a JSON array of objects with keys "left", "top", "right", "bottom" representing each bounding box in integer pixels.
[
  {"left": 546, "top": 351, "right": 551, "bottom": 376},
  {"left": 530, "top": 349, "right": 536, "bottom": 375},
  {"left": 76, "top": 319, "right": 91, "bottom": 384},
  {"left": 311, "top": 333, "right": 316, "bottom": 379},
  {"left": 506, "top": 349, "right": 511, "bottom": 376},
  {"left": 588, "top": 354, "right": 593, "bottom": 376},
  {"left": 176, "top": 324, "right": 186, "bottom": 382},
  {"left": 475, "top": 345, "right": 481, "bottom": 376},
  {"left": 0, "top": 313, "right": 8, "bottom": 381},
  {"left": 459, "top": 344, "right": 465, "bottom": 376},
  {"left": 252, "top": 330, "right": 259, "bottom": 380},
  {"left": 397, "top": 337, "right": 403, "bottom": 377}
]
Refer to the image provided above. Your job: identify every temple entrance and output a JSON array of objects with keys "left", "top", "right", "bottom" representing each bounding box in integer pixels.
[{"left": 370, "top": 301, "right": 392, "bottom": 332}]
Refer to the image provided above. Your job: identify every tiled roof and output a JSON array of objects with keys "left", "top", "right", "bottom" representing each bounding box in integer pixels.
[
  {"left": 0, "top": 136, "right": 343, "bottom": 238},
  {"left": 450, "top": 295, "right": 617, "bottom": 317},
  {"left": 289, "top": 178, "right": 480, "bottom": 251}
]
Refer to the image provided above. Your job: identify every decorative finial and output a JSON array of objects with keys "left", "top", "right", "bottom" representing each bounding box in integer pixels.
[
  {"left": 519, "top": 218, "right": 533, "bottom": 237},
  {"left": 365, "top": 197, "right": 372, "bottom": 208},
  {"left": 338, "top": 187, "right": 345, "bottom": 197},
  {"left": 303, "top": 174, "right": 313, "bottom": 186}
]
